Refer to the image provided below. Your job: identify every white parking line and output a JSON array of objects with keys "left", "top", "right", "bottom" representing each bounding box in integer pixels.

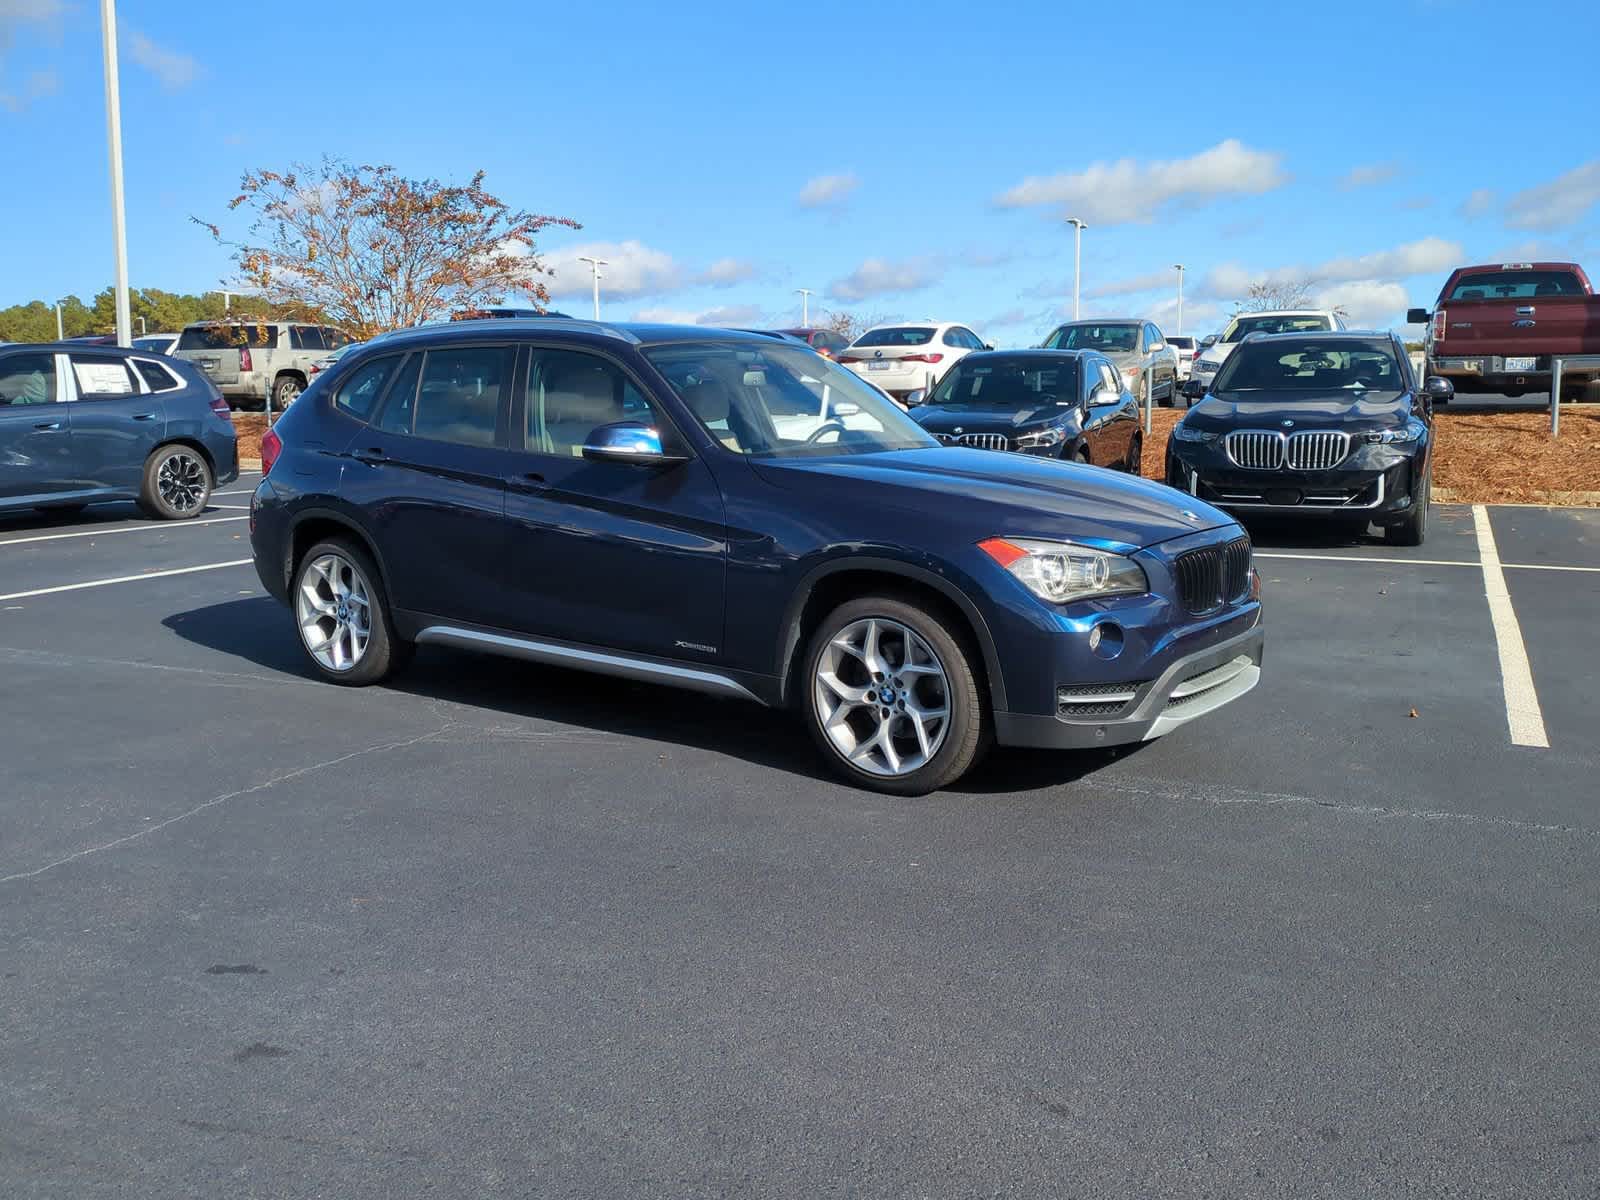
[
  {"left": 0, "top": 516, "right": 248, "bottom": 548},
  {"left": 0, "top": 559, "right": 253, "bottom": 603},
  {"left": 1254, "top": 551, "right": 1600, "bottom": 574},
  {"left": 1471, "top": 505, "right": 1550, "bottom": 749}
]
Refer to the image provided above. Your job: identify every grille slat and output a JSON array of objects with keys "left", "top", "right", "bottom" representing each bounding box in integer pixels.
[
  {"left": 1223, "top": 431, "right": 1284, "bottom": 470},
  {"left": 1224, "top": 429, "right": 1350, "bottom": 471},
  {"left": 1174, "top": 536, "right": 1253, "bottom": 615},
  {"left": 1285, "top": 431, "right": 1350, "bottom": 471},
  {"left": 934, "top": 432, "right": 1011, "bottom": 451}
]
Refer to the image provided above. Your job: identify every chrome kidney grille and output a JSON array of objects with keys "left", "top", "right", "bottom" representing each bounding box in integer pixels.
[
  {"left": 1174, "top": 536, "right": 1253, "bottom": 615},
  {"left": 1224, "top": 429, "right": 1350, "bottom": 471},
  {"left": 1223, "top": 431, "right": 1285, "bottom": 469},
  {"left": 1285, "top": 431, "right": 1350, "bottom": 470},
  {"left": 934, "top": 432, "right": 1012, "bottom": 451}
]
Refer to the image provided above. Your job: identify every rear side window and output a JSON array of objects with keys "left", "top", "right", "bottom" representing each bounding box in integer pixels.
[
  {"left": 335, "top": 354, "right": 401, "bottom": 421},
  {"left": 0, "top": 352, "right": 57, "bottom": 405},
  {"left": 376, "top": 354, "right": 422, "bottom": 435},
  {"left": 852, "top": 327, "right": 935, "bottom": 347},
  {"left": 133, "top": 359, "right": 182, "bottom": 392},
  {"left": 69, "top": 354, "right": 138, "bottom": 398},
  {"left": 177, "top": 323, "right": 281, "bottom": 350},
  {"left": 409, "top": 346, "right": 511, "bottom": 446}
]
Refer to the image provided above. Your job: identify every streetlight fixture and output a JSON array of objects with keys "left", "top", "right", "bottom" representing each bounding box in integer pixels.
[
  {"left": 1066, "top": 217, "right": 1088, "bottom": 320},
  {"left": 1173, "top": 263, "right": 1186, "bottom": 335},
  {"left": 795, "top": 288, "right": 813, "bottom": 327},
  {"left": 99, "top": 0, "right": 132, "bottom": 347},
  {"left": 577, "top": 256, "right": 608, "bottom": 321}
]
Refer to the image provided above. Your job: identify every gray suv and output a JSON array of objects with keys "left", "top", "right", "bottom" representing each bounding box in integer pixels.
[{"left": 174, "top": 320, "right": 349, "bottom": 411}]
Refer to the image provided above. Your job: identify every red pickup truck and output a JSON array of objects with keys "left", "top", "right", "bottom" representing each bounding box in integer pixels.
[{"left": 1408, "top": 262, "right": 1600, "bottom": 402}]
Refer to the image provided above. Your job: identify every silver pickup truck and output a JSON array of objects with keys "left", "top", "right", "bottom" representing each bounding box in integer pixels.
[{"left": 173, "top": 321, "right": 350, "bottom": 411}]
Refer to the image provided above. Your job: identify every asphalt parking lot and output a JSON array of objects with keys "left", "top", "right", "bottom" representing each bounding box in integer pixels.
[{"left": 3, "top": 477, "right": 1599, "bottom": 1198}]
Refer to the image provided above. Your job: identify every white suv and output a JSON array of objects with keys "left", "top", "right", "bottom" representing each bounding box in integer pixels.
[
  {"left": 840, "top": 321, "right": 990, "bottom": 403},
  {"left": 1185, "top": 309, "right": 1347, "bottom": 397}
]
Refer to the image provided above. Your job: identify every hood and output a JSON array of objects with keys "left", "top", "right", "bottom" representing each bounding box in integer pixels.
[
  {"left": 1187, "top": 390, "right": 1411, "bottom": 431},
  {"left": 751, "top": 448, "right": 1234, "bottom": 552},
  {"left": 912, "top": 400, "right": 1078, "bottom": 434},
  {"left": 1102, "top": 351, "right": 1140, "bottom": 372}
]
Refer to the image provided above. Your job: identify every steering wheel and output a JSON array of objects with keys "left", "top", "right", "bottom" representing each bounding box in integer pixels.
[{"left": 805, "top": 420, "right": 848, "bottom": 444}]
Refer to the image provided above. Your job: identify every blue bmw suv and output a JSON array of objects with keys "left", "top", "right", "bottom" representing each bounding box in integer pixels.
[{"left": 250, "top": 321, "right": 1263, "bottom": 794}]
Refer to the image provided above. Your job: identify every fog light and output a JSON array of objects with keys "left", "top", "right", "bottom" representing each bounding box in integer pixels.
[{"left": 1089, "top": 622, "right": 1123, "bottom": 659}]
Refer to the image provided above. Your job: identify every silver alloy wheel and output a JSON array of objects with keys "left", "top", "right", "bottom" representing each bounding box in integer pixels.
[
  {"left": 277, "top": 378, "right": 303, "bottom": 404},
  {"left": 814, "top": 616, "right": 951, "bottom": 777},
  {"left": 156, "top": 451, "right": 208, "bottom": 513},
  {"left": 296, "top": 552, "right": 372, "bottom": 672}
]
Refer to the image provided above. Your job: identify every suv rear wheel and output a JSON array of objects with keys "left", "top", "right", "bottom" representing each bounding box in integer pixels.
[
  {"left": 138, "top": 444, "right": 212, "bottom": 520},
  {"left": 803, "top": 596, "right": 985, "bottom": 795},
  {"left": 273, "top": 374, "right": 305, "bottom": 409},
  {"left": 293, "top": 539, "right": 409, "bottom": 684}
]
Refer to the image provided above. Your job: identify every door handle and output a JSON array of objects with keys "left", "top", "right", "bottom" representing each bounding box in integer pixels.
[
  {"left": 351, "top": 447, "right": 389, "bottom": 465},
  {"left": 33, "top": 420, "right": 63, "bottom": 431},
  {"left": 505, "top": 471, "right": 548, "bottom": 492},
  {"left": 132, "top": 412, "right": 159, "bottom": 421}
]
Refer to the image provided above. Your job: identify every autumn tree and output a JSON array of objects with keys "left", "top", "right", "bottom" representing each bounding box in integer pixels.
[
  {"left": 197, "top": 160, "right": 580, "bottom": 341},
  {"left": 820, "top": 308, "right": 895, "bottom": 343},
  {"left": 1233, "top": 278, "right": 1318, "bottom": 313}
]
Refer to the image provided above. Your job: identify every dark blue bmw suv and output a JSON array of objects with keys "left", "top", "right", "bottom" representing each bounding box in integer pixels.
[{"left": 250, "top": 320, "right": 1263, "bottom": 794}]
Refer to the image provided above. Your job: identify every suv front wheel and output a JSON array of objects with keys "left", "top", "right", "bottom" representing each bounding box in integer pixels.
[{"left": 803, "top": 596, "right": 985, "bottom": 795}]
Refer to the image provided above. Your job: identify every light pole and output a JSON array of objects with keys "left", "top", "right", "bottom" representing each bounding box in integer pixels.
[
  {"left": 138, "top": 315, "right": 147, "bottom": 336},
  {"left": 55, "top": 301, "right": 65, "bottom": 341},
  {"left": 1173, "top": 263, "right": 1186, "bottom": 334},
  {"left": 577, "top": 256, "right": 607, "bottom": 320},
  {"left": 1066, "top": 217, "right": 1088, "bottom": 320},
  {"left": 795, "top": 288, "right": 813, "bottom": 327},
  {"left": 100, "top": 0, "right": 132, "bottom": 347}
]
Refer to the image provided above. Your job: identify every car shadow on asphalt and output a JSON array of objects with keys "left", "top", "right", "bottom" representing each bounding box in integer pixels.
[
  {"left": 1237, "top": 515, "right": 1384, "bottom": 550},
  {"left": 164, "top": 598, "right": 1138, "bottom": 797}
]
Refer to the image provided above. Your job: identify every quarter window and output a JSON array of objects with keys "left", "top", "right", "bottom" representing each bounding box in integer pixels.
[
  {"left": 0, "top": 353, "right": 57, "bottom": 406},
  {"left": 335, "top": 354, "right": 401, "bottom": 421},
  {"left": 133, "top": 358, "right": 181, "bottom": 392},
  {"left": 527, "top": 349, "right": 660, "bottom": 457},
  {"left": 291, "top": 326, "right": 328, "bottom": 351},
  {"left": 408, "top": 347, "right": 510, "bottom": 446},
  {"left": 69, "top": 355, "right": 138, "bottom": 398}
]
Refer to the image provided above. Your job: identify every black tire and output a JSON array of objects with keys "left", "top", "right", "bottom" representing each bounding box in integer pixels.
[
  {"left": 802, "top": 595, "right": 986, "bottom": 796},
  {"left": 1387, "top": 471, "right": 1429, "bottom": 546},
  {"left": 273, "top": 374, "right": 305, "bottom": 409},
  {"left": 1126, "top": 433, "right": 1143, "bottom": 473},
  {"left": 137, "top": 444, "right": 213, "bottom": 520},
  {"left": 1075, "top": 446, "right": 1092, "bottom": 466},
  {"left": 292, "top": 538, "right": 411, "bottom": 686}
]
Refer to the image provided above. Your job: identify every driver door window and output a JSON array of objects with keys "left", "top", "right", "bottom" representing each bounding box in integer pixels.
[
  {"left": 0, "top": 352, "right": 59, "bottom": 405},
  {"left": 526, "top": 349, "right": 661, "bottom": 458}
]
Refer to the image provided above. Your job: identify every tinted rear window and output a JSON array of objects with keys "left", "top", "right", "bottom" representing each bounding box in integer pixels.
[
  {"left": 1167, "top": 336, "right": 1195, "bottom": 349},
  {"left": 1447, "top": 270, "right": 1585, "bottom": 300},
  {"left": 852, "top": 327, "right": 935, "bottom": 347},
  {"left": 178, "top": 324, "right": 280, "bottom": 350}
]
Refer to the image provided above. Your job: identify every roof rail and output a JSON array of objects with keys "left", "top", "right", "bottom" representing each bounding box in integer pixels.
[{"left": 413, "top": 316, "right": 642, "bottom": 345}]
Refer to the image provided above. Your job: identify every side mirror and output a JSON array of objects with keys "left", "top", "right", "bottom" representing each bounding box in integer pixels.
[
  {"left": 982, "top": 343, "right": 995, "bottom": 351},
  {"left": 581, "top": 421, "right": 685, "bottom": 465},
  {"left": 902, "top": 389, "right": 926, "bottom": 407},
  {"left": 1149, "top": 342, "right": 1165, "bottom": 353},
  {"left": 1407, "top": 308, "right": 1431, "bottom": 325},
  {"left": 1424, "top": 376, "right": 1454, "bottom": 401},
  {"left": 832, "top": 401, "right": 861, "bottom": 417},
  {"left": 1088, "top": 385, "right": 1120, "bottom": 408}
]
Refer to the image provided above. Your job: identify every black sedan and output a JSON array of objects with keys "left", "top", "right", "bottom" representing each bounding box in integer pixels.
[
  {"left": 1164, "top": 331, "right": 1448, "bottom": 544},
  {"left": 906, "top": 350, "right": 1142, "bottom": 471}
]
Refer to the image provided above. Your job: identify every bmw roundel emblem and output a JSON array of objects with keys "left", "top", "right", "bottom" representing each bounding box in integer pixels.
[
  {"left": 874, "top": 349, "right": 884, "bottom": 358},
  {"left": 953, "top": 426, "right": 964, "bottom": 434},
  {"left": 1181, "top": 510, "right": 1203, "bottom": 523},
  {"left": 1281, "top": 419, "right": 1295, "bottom": 428}
]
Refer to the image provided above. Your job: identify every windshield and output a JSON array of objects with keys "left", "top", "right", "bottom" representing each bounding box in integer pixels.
[
  {"left": 1167, "top": 336, "right": 1195, "bottom": 350},
  {"left": 1043, "top": 323, "right": 1138, "bottom": 353},
  {"left": 928, "top": 356, "right": 1079, "bottom": 407},
  {"left": 645, "top": 340, "right": 937, "bottom": 458},
  {"left": 1211, "top": 338, "right": 1404, "bottom": 399},
  {"left": 851, "top": 327, "right": 935, "bottom": 348},
  {"left": 1220, "top": 314, "right": 1331, "bottom": 342},
  {"left": 1447, "top": 270, "right": 1584, "bottom": 300},
  {"left": 177, "top": 323, "right": 279, "bottom": 350}
]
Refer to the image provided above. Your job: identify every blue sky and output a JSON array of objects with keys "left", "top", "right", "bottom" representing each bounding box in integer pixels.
[{"left": 3, "top": 0, "right": 1597, "bottom": 345}]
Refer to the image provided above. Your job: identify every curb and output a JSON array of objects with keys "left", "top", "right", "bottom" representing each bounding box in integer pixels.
[
  {"left": 1434, "top": 486, "right": 1600, "bottom": 507},
  {"left": 240, "top": 458, "right": 262, "bottom": 471}
]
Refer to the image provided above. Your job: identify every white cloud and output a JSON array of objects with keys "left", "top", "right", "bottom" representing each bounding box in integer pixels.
[
  {"left": 630, "top": 303, "right": 765, "bottom": 327},
  {"left": 124, "top": 30, "right": 199, "bottom": 90},
  {"left": 0, "top": 64, "right": 53, "bottom": 111},
  {"left": 1198, "top": 237, "right": 1464, "bottom": 300},
  {"left": 1312, "top": 280, "right": 1410, "bottom": 328},
  {"left": 0, "top": 0, "right": 66, "bottom": 51},
  {"left": 798, "top": 172, "right": 859, "bottom": 209},
  {"left": 827, "top": 257, "right": 940, "bottom": 303},
  {"left": 1088, "top": 269, "right": 1181, "bottom": 299},
  {"left": 696, "top": 258, "right": 758, "bottom": 287},
  {"left": 1338, "top": 162, "right": 1400, "bottom": 190},
  {"left": 1504, "top": 161, "right": 1600, "bottom": 232},
  {"left": 1459, "top": 187, "right": 1497, "bottom": 219},
  {"left": 994, "top": 139, "right": 1287, "bottom": 225},
  {"left": 544, "top": 240, "right": 684, "bottom": 301}
]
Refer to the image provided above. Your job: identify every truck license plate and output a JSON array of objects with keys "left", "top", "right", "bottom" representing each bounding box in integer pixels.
[{"left": 1504, "top": 357, "right": 1535, "bottom": 372}]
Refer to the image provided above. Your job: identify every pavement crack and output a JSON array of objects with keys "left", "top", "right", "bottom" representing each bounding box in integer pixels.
[{"left": 0, "top": 723, "right": 457, "bottom": 885}]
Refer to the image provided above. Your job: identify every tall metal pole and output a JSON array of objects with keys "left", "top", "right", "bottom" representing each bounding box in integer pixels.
[
  {"left": 795, "top": 288, "right": 813, "bottom": 327},
  {"left": 100, "top": 0, "right": 132, "bottom": 347},
  {"left": 577, "top": 256, "right": 607, "bottom": 320},
  {"left": 1066, "top": 218, "right": 1087, "bottom": 320},
  {"left": 1173, "top": 263, "right": 1186, "bottom": 335},
  {"left": 55, "top": 303, "right": 64, "bottom": 340}
]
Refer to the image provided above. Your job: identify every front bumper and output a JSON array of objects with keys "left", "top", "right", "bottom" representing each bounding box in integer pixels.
[
  {"left": 1166, "top": 444, "right": 1422, "bottom": 520},
  {"left": 994, "top": 622, "right": 1264, "bottom": 749}
]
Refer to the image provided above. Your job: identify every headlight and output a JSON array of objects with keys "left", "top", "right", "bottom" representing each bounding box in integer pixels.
[
  {"left": 979, "top": 537, "right": 1148, "bottom": 604},
  {"left": 1364, "top": 420, "right": 1427, "bottom": 444},
  {"left": 1172, "top": 423, "right": 1220, "bottom": 443},
  {"left": 1016, "top": 427, "right": 1065, "bottom": 448}
]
